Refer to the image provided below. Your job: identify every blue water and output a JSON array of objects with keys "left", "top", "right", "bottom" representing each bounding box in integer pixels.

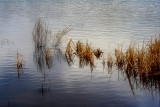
[{"left": 0, "top": 0, "right": 160, "bottom": 106}]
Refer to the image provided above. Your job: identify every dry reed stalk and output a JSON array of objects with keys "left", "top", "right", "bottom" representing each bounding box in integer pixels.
[
  {"left": 107, "top": 52, "right": 113, "bottom": 67},
  {"left": 65, "top": 39, "right": 76, "bottom": 62},
  {"left": 53, "top": 26, "right": 71, "bottom": 48},
  {"left": 136, "top": 43, "right": 146, "bottom": 75},
  {"left": 102, "top": 55, "right": 105, "bottom": 67},
  {"left": 115, "top": 45, "right": 125, "bottom": 67},
  {"left": 125, "top": 42, "right": 137, "bottom": 71},
  {"left": 17, "top": 49, "right": 23, "bottom": 69}
]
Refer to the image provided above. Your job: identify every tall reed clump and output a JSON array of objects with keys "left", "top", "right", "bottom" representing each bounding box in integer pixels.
[
  {"left": 83, "top": 41, "right": 94, "bottom": 66},
  {"left": 65, "top": 39, "right": 94, "bottom": 70},
  {"left": 144, "top": 36, "right": 160, "bottom": 76},
  {"left": 77, "top": 41, "right": 94, "bottom": 71},
  {"left": 32, "top": 19, "right": 51, "bottom": 48},
  {"left": 119, "top": 35, "right": 160, "bottom": 77},
  {"left": 115, "top": 45, "right": 125, "bottom": 68}
]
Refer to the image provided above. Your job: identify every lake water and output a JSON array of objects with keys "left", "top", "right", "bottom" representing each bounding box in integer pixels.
[{"left": 0, "top": 0, "right": 160, "bottom": 106}]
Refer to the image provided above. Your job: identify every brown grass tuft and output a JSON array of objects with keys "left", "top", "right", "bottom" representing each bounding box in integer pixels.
[{"left": 93, "top": 48, "right": 103, "bottom": 59}]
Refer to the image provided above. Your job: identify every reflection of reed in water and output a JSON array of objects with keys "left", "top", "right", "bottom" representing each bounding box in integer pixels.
[
  {"left": 39, "top": 78, "right": 51, "bottom": 99},
  {"left": 79, "top": 57, "right": 94, "bottom": 72},
  {"left": 33, "top": 46, "right": 52, "bottom": 99},
  {"left": 122, "top": 68, "right": 160, "bottom": 100},
  {"left": 33, "top": 47, "right": 53, "bottom": 73}
]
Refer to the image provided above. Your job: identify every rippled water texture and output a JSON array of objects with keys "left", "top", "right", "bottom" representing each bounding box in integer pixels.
[{"left": 0, "top": 0, "right": 160, "bottom": 106}]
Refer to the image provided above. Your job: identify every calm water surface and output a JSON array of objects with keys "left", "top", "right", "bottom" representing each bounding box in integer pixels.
[{"left": 0, "top": 0, "right": 160, "bottom": 106}]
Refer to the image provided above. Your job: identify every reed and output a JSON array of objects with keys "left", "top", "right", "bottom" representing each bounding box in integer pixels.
[
  {"left": 125, "top": 42, "right": 137, "bottom": 71},
  {"left": 53, "top": 26, "right": 71, "bottom": 48},
  {"left": 32, "top": 19, "right": 51, "bottom": 48},
  {"left": 77, "top": 41, "right": 94, "bottom": 71},
  {"left": 115, "top": 45, "right": 125, "bottom": 68},
  {"left": 65, "top": 39, "right": 94, "bottom": 70},
  {"left": 144, "top": 36, "right": 160, "bottom": 76},
  {"left": 65, "top": 39, "right": 75, "bottom": 62},
  {"left": 136, "top": 43, "right": 146, "bottom": 75},
  {"left": 17, "top": 49, "right": 23, "bottom": 69},
  {"left": 107, "top": 52, "right": 113, "bottom": 67},
  {"left": 81, "top": 41, "right": 94, "bottom": 65},
  {"left": 76, "top": 40, "right": 84, "bottom": 55},
  {"left": 102, "top": 55, "right": 105, "bottom": 68},
  {"left": 93, "top": 48, "right": 103, "bottom": 59},
  {"left": 121, "top": 35, "right": 160, "bottom": 77}
]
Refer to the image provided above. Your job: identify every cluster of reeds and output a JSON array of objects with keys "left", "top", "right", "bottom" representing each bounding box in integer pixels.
[
  {"left": 113, "top": 35, "right": 160, "bottom": 77},
  {"left": 78, "top": 41, "right": 94, "bottom": 70},
  {"left": 65, "top": 39, "right": 95, "bottom": 70},
  {"left": 141, "top": 36, "right": 160, "bottom": 76},
  {"left": 32, "top": 18, "right": 71, "bottom": 72}
]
